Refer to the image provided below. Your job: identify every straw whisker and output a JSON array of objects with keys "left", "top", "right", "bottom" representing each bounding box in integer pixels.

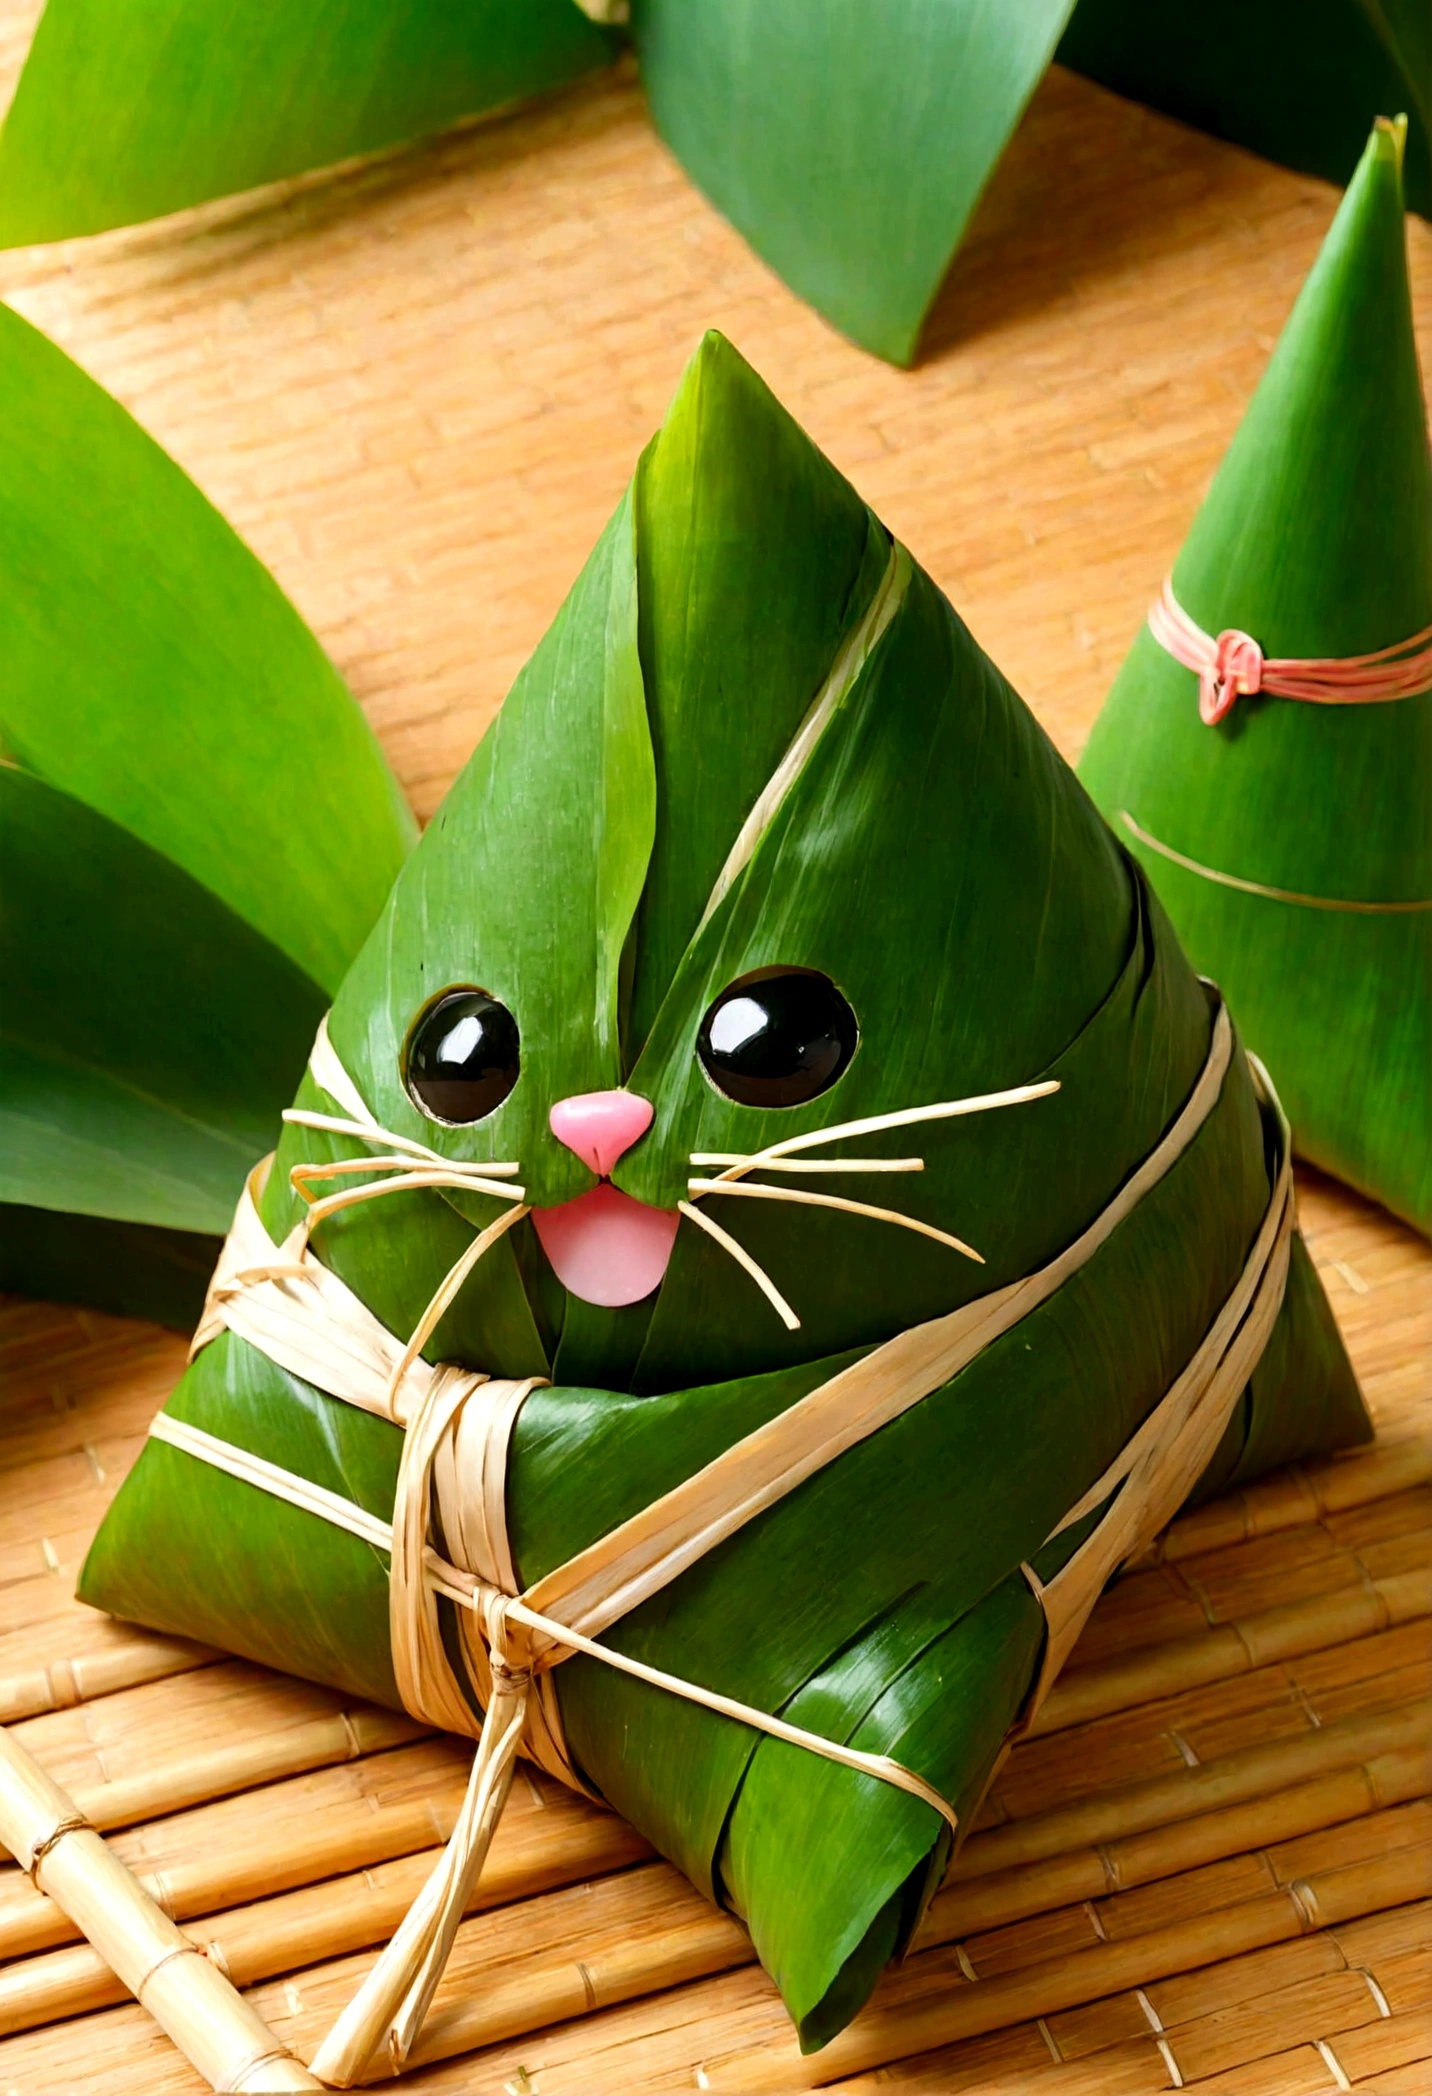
[
  {"left": 291, "top": 1164, "right": 527, "bottom": 1248},
  {"left": 699, "top": 1079, "right": 1060, "bottom": 1186},
  {"left": 281, "top": 1105, "right": 521, "bottom": 1177},
  {"left": 295, "top": 1169, "right": 527, "bottom": 1219},
  {"left": 676, "top": 1199, "right": 801, "bottom": 1330},
  {"left": 687, "top": 1177, "right": 984, "bottom": 1264},
  {"left": 289, "top": 1155, "right": 522, "bottom": 1184},
  {"left": 689, "top": 1154, "right": 923, "bottom": 1174},
  {"left": 386, "top": 1203, "right": 531, "bottom": 1418}
]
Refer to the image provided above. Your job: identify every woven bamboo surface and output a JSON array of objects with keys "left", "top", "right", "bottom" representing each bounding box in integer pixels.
[{"left": 0, "top": 18, "right": 1428, "bottom": 2091}]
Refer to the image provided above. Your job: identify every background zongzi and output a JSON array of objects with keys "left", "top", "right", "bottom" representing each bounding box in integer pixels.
[{"left": 1079, "top": 121, "right": 1432, "bottom": 1238}]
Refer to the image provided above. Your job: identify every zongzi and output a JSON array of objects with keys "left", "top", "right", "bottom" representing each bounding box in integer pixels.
[
  {"left": 1079, "top": 120, "right": 1432, "bottom": 1238},
  {"left": 80, "top": 333, "right": 1370, "bottom": 2068}
]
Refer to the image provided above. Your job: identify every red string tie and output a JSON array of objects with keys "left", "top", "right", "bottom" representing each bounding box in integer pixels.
[{"left": 1146, "top": 579, "right": 1432, "bottom": 726}]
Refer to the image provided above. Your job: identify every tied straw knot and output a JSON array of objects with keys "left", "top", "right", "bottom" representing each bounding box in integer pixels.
[{"left": 315, "top": 1371, "right": 548, "bottom": 2088}]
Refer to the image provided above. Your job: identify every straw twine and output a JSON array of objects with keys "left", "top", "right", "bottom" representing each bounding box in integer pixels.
[
  {"left": 1118, "top": 811, "right": 1432, "bottom": 916},
  {"left": 144, "top": 993, "right": 1290, "bottom": 2084}
]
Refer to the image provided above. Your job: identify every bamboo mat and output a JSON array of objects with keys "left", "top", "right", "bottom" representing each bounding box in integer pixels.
[{"left": 0, "top": 22, "right": 1429, "bottom": 2092}]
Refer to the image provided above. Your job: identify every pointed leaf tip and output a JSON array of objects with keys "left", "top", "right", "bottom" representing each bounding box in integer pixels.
[
  {"left": 1375, "top": 114, "right": 1410, "bottom": 174},
  {"left": 656, "top": 332, "right": 790, "bottom": 466},
  {"left": 681, "top": 328, "right": 753, "bottom": 397}
]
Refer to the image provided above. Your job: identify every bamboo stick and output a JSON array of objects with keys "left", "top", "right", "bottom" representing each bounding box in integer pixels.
[
  {"left": 1162, "top": 1965, "right": 1390, "bottom": 2083},
  {"left": 0, "top": 1789, "right": 651, "bottom": 2035},
  {"left": 0, "top": 1698, "right": 1418, "bottom": 2052},
  {"left": 0, "top": 1744, "right": 637, "bottom": 1963},
  {"left": 825, "top": 2037, "right": 1172, "bottom": 2096},
  {"left": 1326, "top": 1901, "right": 1432, "bottom": 1977},
  {"left": 699, "top": 1843, "right": 1427, "bottom": 2090},
  {"left": 1321, "top": 2004, "right": 1432, "bottom": 2083},
  {"left": 1289, "top": 1847, "right": 1432, "bottom": 1928},
  {"left": 249, "top": 1860, "right": 756, "bottom": 2086},
  {"left": 0, "top": 1742, "right": 469, "bottom": 1963},
  {"left": 916, "top": 1743, "right": 1429, "bottom": 1943},
  {"left": 0, "top": 1634, "right": 216, "bottom": 1726},
  {"left": 1154, "top": 1439, "right": 1431, "bottom": 1561},
  {"left": 2, "top": 1701, "right": 423, "bottom": 1844},
  {"left": 1143, "top": 1921, "right": 1350, "bottom": 2031},
  {"left": 0, "top": 1723, "right": 320, "bottom": 2092},
  {"left": 949, "top": 1700, "right": 1432, "bottom": 1881},
  {"left": 1031, "top": 1568, "right": 1432, "bottom": 1735},
  {"left": 2, "top": 1727, "right": 1425, "bottom": 2054},
  {"left": 236, "top": 1739, "right": 1429, "bottom": 2086},
  {"left": 5, "top": 1751, "right": 1420, "bottom": 2052}
]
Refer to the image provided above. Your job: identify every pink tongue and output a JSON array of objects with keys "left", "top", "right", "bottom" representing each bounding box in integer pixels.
[{"left": 532, "top": 1184, "right": 679, "bottom": 1308}]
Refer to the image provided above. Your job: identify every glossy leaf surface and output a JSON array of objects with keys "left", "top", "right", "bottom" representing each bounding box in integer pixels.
[
  {"left": 0, "top": 0, "right": 617, "bottom": 244},
  {"left": 634, "top": 0, "right": 1075, "bottom": 365},
  {"left": 0, "top": 302, "right": 415, "bottom": 1320},
  {"left": 1060, "top": 0, "right": 1431, "bottom": 222},
  {"left": 0, "top": 299, "right": 415, "bottom": 995},
  {"left": 0, "top": 767, "right": 325, "bottom": 1233}
]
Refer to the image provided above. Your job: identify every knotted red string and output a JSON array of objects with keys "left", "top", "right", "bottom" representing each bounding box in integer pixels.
[{"left": 1147, "top": 579, "right": 1432, "bottom": 725}]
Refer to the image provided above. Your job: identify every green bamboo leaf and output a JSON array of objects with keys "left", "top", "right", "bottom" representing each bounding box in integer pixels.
[
  {"left": 1059, "top": 0, "right": 1432, "bottom": 221},
  {"left": 635, "top": 1, "right": 1430, "bottom": 363},
  {"left": 633, "top": 0, "right": 1076, "bottom": 366},
  {"left": 0, "top": 1205, "right": 220, "bottom": 1331},
  {"left": 0, "top": 766, "right": 325, "bottom": 1235},
  {"left": 628, "top": 334, "right": 885, "bottom": 1054},
  {"left": 0, "top": 301, "right": 416, "bottom": 995},
  {"left": 318, "top": 482, "right": 656, "bottom": 1215},
  {"left": 0, "top": 0, "right": 618, "bottom": 246},
  {"left": 1078, "top": 122, "right": 1432, "bottom": 1233}
]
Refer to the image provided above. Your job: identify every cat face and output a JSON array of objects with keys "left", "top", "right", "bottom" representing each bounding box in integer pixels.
[{"left": 300, "top": 338, "right": 1134, "bottom": 1392}]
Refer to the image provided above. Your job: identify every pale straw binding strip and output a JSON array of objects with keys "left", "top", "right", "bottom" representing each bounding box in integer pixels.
[
  {"left": 154, "top": 995, "right": 1286, "bottom": 2085},
  {"left": 1119, "top": 811, "right": 1432, "bottom": 916},
  {"left": 1147, "top": 576, "right": 1432, "bottom": 726},
  {"left": 698, "top": 539, "right": 910, "bottom": 930}
]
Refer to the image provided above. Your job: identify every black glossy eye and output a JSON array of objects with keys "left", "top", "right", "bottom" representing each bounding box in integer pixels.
[
  {"left": 404, "top": 990, "right": 520, "bottom": 1124},
  {"left": 697, "top": 967, "right": 858, "bottom": 1109}
]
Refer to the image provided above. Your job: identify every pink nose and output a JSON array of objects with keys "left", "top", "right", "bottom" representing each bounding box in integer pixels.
[{"left": 548, "top": 1090, "right": 654, "bottom": 1178}]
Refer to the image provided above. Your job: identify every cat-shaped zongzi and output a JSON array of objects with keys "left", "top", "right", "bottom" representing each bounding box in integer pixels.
[{"left": 83, "top": 333, "right": 1368, "bottom": 2054}]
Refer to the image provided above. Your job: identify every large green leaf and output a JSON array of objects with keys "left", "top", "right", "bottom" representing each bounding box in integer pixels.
[
  {"left": 0, "top": 1206, "right": 220, "bottom": 1332},
  {"left": 634, "top": 0, "right": 1075, "bottom": 366},
  {"left": 0, "top": 301, "right": 415, "bottom": 995},
  {"left": 0, "top": 766, "right": 326, "bottom": 1234},
  {"left": 635, "top": 1, "right": 1430, "bottom": 364},
  {"left": 0, "top": 0, "right": 617, "bottom": 246},
  {"left": 1059, "top": 0, "right": 1432, "bottom": 223}
]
